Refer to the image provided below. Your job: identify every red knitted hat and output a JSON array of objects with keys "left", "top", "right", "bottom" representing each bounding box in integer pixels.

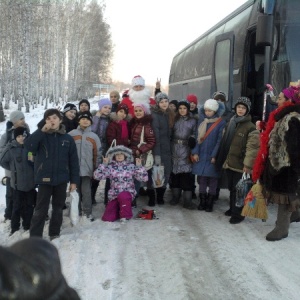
[{"left": 186, "top": 94, "right": 198, "bottom": 104}]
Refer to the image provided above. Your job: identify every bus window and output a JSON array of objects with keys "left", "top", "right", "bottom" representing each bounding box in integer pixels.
[{"left": 214, "top": 39, "right": 231, "bottom": 98}]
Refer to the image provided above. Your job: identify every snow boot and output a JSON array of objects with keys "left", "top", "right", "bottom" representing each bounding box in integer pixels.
[
  {"left": 156, "top": 187, "right": 166, "bottom": 205},
  {"left": 170, "top": 188, "right": 181, "bottom": 205},
  {"left": 205, "top": 194, "right": 214, "bottom": 212},
  {"left": 266, "top": 204, "right": 291, "bottom": 241},
  {"left": 183, "top": 191, "right": 195, "bottom": 209},
  {"left": 224, "top": 192, "right": 235, "bottom": 216},
  {"left": 290, "top": 209, "right": 300, "bottom": 223},
  {"left": 147, "top": 189, "right": 156, "bottom": 207},
  {"left": 198, "top": 193, "right": 207, "bottom": 211}
]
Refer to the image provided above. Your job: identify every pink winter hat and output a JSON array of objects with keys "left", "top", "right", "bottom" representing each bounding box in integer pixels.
[
  {"left": 131, "top": 75, "right": 145, "bottom": 87},
  {"left": 133, "top": 103, "right": 150, "bottom": 115}
]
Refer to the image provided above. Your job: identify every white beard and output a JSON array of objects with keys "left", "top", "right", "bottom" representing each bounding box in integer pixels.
[{"left": 129, "top": 88, "right": 151, "bottom": 111}]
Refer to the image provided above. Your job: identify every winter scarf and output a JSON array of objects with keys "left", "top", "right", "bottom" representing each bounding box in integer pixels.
[
  {"left": 215, "top": 115, "right": 245, "bottom": 169},
  {"left": 252, "top": 101, "right": 294, "bottom": 182},
  {"left": 119, "top": 120, "right": 128, "bottom": 140},
  {"left": 197, "top": 117, "right": 219, "bottom": 144}
]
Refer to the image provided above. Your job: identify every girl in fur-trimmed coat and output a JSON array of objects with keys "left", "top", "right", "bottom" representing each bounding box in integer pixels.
[
  {"left": 170, "top": 100, "right": 197, "bottom": 209},
  {"left": 94, "top": 146, "right": 148, "bottom": 222}
]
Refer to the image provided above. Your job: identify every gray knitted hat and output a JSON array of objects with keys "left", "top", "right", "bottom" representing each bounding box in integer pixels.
[
  {"left": 106, "top": 145, "right": 133, "bottom": 163},
  {"left": 9, "top": 111, "right": 25, "bottom": 124},
  {"left": 155, "top": 92, "right": 169, "bottom": 104}
]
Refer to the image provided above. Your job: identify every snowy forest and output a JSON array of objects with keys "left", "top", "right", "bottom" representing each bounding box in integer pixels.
[{"left": 0, "top": 0, "right": 112, "bottom": 120}]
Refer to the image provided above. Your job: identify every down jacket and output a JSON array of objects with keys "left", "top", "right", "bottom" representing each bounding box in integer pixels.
[
  {"left": 94, "top": 161, "right": 148, "bottom": 200},
  {"left": 128, "top": 115, "right": 155, "bottom": 158},
  {"left": 24, "top": 121, "right": 80, "bottom": 186},
  {"left": 68, "top": 126, "right": 102, "bottom": 177},
  {"left": 0, "top": 140, "right": 35, "bottom": 191}
]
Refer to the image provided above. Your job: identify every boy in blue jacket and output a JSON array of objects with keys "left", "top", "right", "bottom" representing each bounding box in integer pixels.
[{"left": 25, "top": 109, "right": 80, "bottom": 240}]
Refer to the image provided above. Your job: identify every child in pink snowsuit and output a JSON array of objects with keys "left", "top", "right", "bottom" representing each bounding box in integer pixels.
[{"left": 94, "top": 145, "right": 148, "bottom": 222}]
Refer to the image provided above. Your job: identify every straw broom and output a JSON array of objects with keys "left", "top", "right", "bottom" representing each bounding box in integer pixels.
[{"left": 241, "top": 182, "right": 268, "bottom": 220}]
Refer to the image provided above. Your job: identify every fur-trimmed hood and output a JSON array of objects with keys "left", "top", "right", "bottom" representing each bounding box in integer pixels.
[
  {"left": 275, "top": 103, "right": 300, "bottom": 121},
  {"left": 106, "top": 145, "right": 133, "bottom": 163}
]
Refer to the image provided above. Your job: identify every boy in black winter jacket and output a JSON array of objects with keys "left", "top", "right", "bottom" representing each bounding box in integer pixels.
[
  {"left": 25, "top": 109, "right": 80, "bottom": 240},
  {"left": 0, "top": 127, "right": 36, "bottom": 235}
]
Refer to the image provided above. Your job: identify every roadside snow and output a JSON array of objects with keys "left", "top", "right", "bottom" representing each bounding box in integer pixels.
[{"left": 0, "top": 101, "right": 300, "bottom": 300}]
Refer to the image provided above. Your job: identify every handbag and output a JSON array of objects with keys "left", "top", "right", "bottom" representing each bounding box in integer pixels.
[
  {"left": 235, "top": 172, "right": 253, "bottom": 207},
  {"left": 138, "top": 126, "right": 153, "bottom": 170},
  {"left": 69, "top": 190, "right": 79, "bottom": 226},
  {"left": 152, "top": 165, "right": 165, "bottom": 188}
]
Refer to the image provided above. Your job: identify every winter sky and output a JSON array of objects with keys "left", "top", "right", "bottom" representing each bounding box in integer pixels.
[{"left": 104, "top": 0, "right": 248, "bottom": 86}]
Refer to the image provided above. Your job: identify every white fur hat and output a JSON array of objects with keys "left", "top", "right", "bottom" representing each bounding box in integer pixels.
[
  {"left": 204, "top": 99, "right": 219, "bottom": 112},
  {"left": 131, "top": 75, "right": 145, "bottom": 87}
]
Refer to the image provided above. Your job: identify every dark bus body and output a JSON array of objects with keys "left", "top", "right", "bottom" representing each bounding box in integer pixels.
[{"left": 168, "top": 0, "right": 300, "bottom": 121}]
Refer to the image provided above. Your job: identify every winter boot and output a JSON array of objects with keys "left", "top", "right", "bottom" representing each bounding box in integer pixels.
[
  {"left": 156, "top": 187, "right": 166, "bottom": 205},
  {"left": 170, "top": 188, "right": 181, "bottom": 205},
  {"left": 198, "top": 193, "right": 207, "bottom": 211},
  {"left": 224, "top": 192, "right": 235, "bottom": 216},
  {"left": 147, "top": 189, "right": 156, "bottom": 207},
  {"left": 183, "top": 191, "right": 195, "bottom": 210},
  {"left": 266, "top": 204, "right": 291, "bottom": 241},
  {"left": 205, "top": 194, "right": 215, "bottom": 212},
  {"left": 290, "top": 208, "right": 300, "bottom": 223}
]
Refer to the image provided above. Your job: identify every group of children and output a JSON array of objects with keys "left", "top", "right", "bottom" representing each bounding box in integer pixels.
[{"left": 0, "top": 74, "right": 261, "bottom": 239}]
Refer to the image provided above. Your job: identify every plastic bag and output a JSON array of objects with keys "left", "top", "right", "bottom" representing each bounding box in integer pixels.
[
  {"left": 235, "top": 172, "right": 253, "bottom": 207},
  {"left": 152, "top": 165, "right": 165, "bottom": 188},
  {"left": 140, "top": 151, "right": 154, "bottom": 170},
  {"left": 70, "top": 190, "right": 79, "bottom": 226}
]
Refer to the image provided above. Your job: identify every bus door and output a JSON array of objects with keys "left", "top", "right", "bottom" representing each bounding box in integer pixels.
[{"left": 212, "top": 32, "right": 234, "bottom": 111}]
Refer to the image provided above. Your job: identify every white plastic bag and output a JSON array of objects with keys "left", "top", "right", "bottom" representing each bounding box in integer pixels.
[
  {"left": 70, "top": 190, "right": 79, "bottom": 226},
  {"left": 152, "top": 165, "right": 165, "bottom": 188}
]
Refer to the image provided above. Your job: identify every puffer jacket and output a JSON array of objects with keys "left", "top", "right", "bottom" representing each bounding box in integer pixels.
[
  {"left": 171, "top": 114, "right": 197, "bottom": 174},
  {"left": 0, "top": 140, "right": 35, "bottom": 191},
  {"left": 91, "top": 114, "right": 110, "bottom": 153},
  {"left": 0, "top": 122, "right": 30, "bottom": 177},
  {"left": 128, "top": 115, "right": 155, "bottom": 158},
  {"left": 223, "top": 115, "right": 259, "bottom": 172},
  {"left": 24, "top": 121, "right": 80, "bottom": 186},
  {"left": 68, "top": 126, "right": 102, "bottom": 177},
  {"left": 94, "top": 161, "right": 148, "bottom": 200}
]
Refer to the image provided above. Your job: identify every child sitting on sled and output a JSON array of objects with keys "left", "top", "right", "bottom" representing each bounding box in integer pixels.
[{"left": 94, "top": 145, "right": 148, "bottom": 222}]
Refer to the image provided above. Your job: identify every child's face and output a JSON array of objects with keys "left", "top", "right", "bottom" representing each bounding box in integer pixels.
[
  {"left": 236, "top": 104, "right": 247, "bottom": 117},
  {"left": 16, "top": 135, "right": 25, "bottom": 144},
  {"left": 79, "top": 103, "right": 89, "bottom": 112},
  {"left": 178, "top": 105, "right": 188, "bottom": 116},
  {"left": 169, "top": 103, "right": 177, "bottom": 111},
  {"left": 189, "top": 102, "right": 197, "bottom": 110},
  {"left": 45, "top": 114, "right": 62, "bottom": 130},
  {"left": 204, "top": 109, "right": 216, "bottom": 118},
  {"left": 14, "top": 118, "right": 25, "bottom": 128},
  {"left": 79, "top": 118, "right": 91, "bottom": 129},
  {"left": 65, "top": 109, "right": 77, "bottom": 120},
  {"left": 134, "top": 107, "right": 145, "bottom": 119},
  {"left": 115, "top": 153, "right": 125, "bottom": 162},
  {"left": 100, "top": 105, "right": 111, "bottom": 116},
  {"left": 158, "top": 99, "right": 169, "bottom": 111},
  {"left": 117, "top": 109, "right": 127, "bottom": 120}
]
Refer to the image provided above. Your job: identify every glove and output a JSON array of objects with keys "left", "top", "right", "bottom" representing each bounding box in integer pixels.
[
  {"left": 154, "top": 155, "right": 161, "bottom": 166},
  {"left": 188, "top": 137, "right": 196, "bottom": 149}
]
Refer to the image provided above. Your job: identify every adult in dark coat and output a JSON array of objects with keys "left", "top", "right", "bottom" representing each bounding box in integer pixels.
[{"left": 151, "top": 92, "right": 175, "bottom": 205}]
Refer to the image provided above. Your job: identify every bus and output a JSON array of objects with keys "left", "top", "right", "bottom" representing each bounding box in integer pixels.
[{"left": 168, "top": 0, "right": 300, "bottom": 121}]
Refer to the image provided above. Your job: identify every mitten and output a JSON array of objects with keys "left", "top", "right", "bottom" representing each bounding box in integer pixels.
[
  {"left": 188, "top": 137, "right": 196, "bottom": 149},
  {"left": 154, "top": 155, "right": 161, "bottom": 166}
]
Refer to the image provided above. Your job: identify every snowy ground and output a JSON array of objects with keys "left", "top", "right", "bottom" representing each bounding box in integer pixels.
[{"left": 1, "top": 101, "right": 300, "bottom": 300}]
